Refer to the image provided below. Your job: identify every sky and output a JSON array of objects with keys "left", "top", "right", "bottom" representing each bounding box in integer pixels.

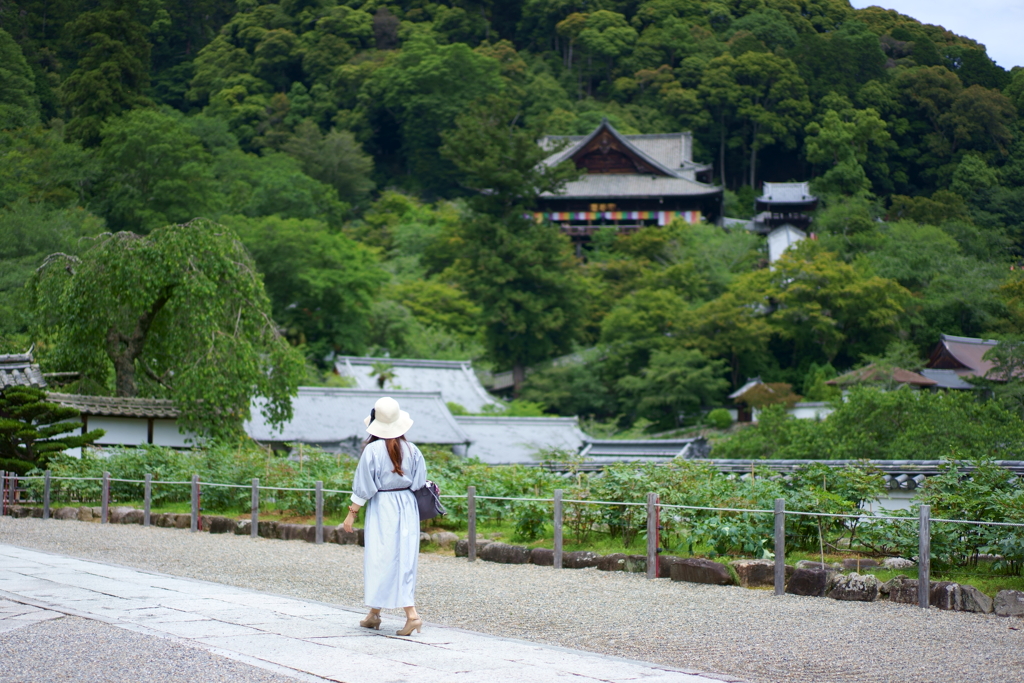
[{"left": 849, "top": 0, "right": 1024, "bottom": 69}]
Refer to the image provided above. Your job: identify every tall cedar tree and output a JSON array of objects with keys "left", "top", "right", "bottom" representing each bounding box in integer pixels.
[
  {"left": 0, "top": 386, "right": 104, "bottom": 474},
  {"left": 31, "top": 219, "right": 304, "bottom": 438},
  {"left": 440, "top": 95, "right": 583, "bottom": 393}
]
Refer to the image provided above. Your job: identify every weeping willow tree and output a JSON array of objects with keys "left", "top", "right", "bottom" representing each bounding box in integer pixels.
[{"left": 31, "top": 219, "right": 304, "bottom": 438}]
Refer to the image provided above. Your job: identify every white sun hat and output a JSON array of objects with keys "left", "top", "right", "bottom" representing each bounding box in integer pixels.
[{"left": 363, "top": 396, "right": 414, "bottom": 439}]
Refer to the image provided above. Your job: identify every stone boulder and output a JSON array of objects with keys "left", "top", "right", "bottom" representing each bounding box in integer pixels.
[
  {"left": 598, "top": 553, "right": 627, "bottom": 571},
  {"left": 930, "top": 582, "right": 994, "bottom": 614},
  {"left": 276, "top": 523, "right": 315, "bottom": 542},
  {"left": 120, "top": 509, "right": 144, "bottom": 524},
  {"left": 257, "top": 520, "right": 279, "bottom": 538},
  {"left": 530, "top": 548, "right": 554, "bottom": 566},
  {"left": 659, "top": 555, "right": 685, "bottom": 578},
  {"left": 796, "top": 560, "right": 841, "bottom": 571},
  {"left": 206, "top": 516, "right": 236, "bottom": 534},
  {"left": 624, "top": 555, "right": 647, "bottom": 573},
  {"left": 880, "top": 575, "right": 913, "bottom": 602},
  {"left": 731, "top": 559, "right": 794, "bottom": 589},
  {"left": 234, "top": 520, "right": 252, "bottom": 535},
  {"left": 77, "top": 506, "right": 96, "bottom": 522},
  {"left": 995, "top": 589, "right": 1024, "bottom": 617},
  {"left": 8, "top": 506, "right": 30, "bottom": 518},
  {"left": 419, "top": 532, "right": 431, "bottom": 547},
  {"left": 786, "top": 568, "right": 830, "bottom": 597},
  {"left": 883, "top": 557, "right": 915, "bottom": 569},
  {"left": 841, "top": 558, "right": 879, "bottom": 571},
  {"left": 670, "top": 558, "right": 735, "bottom": 586},
  {"left": 334, "top": 526, "right": 364, "bottom": 546},
  {"left": 431, "top": 531, "right": 459, "bottom": 548},
  {"left": 53, "top": 507, "right": 79, "bottom": 521},
  {"left": 152, "top": 512, "right": 175, "bottom": 527},
  {"left": 563, "top": 551, "right": 601, "bottom": 569},
  {"left": 478, "top": 542, "right": 530, "bottom": 564},
  {"left": 453, "top": 537, "right": 491, "bottom": 557},
  {"left": 173, "top": 513, "right": 191, "bottom": 529},
  {"left": 827, "top": 572, "right": 880, "bottom": 602},
  {"left": 108, "top": 506, "right": 136, "bottom": 523}
]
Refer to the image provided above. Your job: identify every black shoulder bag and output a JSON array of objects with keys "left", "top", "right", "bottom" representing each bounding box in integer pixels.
[{"left": 415, "top": 480, "right": 446, "bottom": 521}]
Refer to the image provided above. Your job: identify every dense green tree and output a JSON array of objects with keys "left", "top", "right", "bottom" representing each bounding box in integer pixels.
[
  {"left": 60, "top": 7, "right": 152, "bottom": 146},
  {"left": 731, "top": 51, "right": 811, "bottom": 188},
  {"left": 0, "top": 202, "right": 105, "bottom": 347},
  {"left": 225, "top": 214, "right": 386, "bottom": 360},
  {"left": 361, "top": 32, "right": 504, "bottom": 195},
  {"left": 0, "top": 125, "right": 98, "bottom": 208},
  {"left": 714, "top": 386, "right": 1024, "bottom": 460},
  {"left": 0, "top": 28, "right": 40, "bottom": 129},
  {"left": 0, "top": 387, "right": 104, "bottom": 474},
  {"left": 282, "top": 120, "right": 375, "bottom": 203},
  {"left": 439, "top": 94, "right": 585, "bottom": 390},
  {"left": 31, "top": 220, "right": 304, "bottom": 437},
  {"left": 805, "top": 103, "right": 891, "bottom": 196},
  {"left": 95, "top": 109, "right": 216, "bottom": 232},
  {"left": 617, "top": 348, "right": 729, "bottom": 429},
  {"left": 738, "top": 240, "right": 910, "bottom": 365}
]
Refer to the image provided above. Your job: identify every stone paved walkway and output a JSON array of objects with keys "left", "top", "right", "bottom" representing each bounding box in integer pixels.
[{"left": 0, "top": 544, "right": 735, "bottom": 683}]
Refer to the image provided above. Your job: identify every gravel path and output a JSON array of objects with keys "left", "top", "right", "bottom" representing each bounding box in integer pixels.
[
  {"left": 2, "top": 517, "right": 1022, "bottom": 683},
  {"left": 0, "top": 616, "right": 308, "bottom": 683}
]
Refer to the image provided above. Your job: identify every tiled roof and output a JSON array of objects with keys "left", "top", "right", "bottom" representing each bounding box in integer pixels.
[
  {"left": 541, "top": 174, "right": 721, "bottom": 199},
  {"left": 48, "top": 393, "right": 180, "bottom": 418},
  {"left": 334, "top": 356, "right": 497, "bottom": 413},
  {"left": 580, "top": 437, "right": 710, "bottom": 460},
  {"left": 695, "top": 460, "right": 1024, "bottom": 489},
  {"left": 245, "top": 388, "right": 470, "bottom": 447},
  {"left": 454, "top": 416, "right": 587, "bottom": 464},
  {"left": 0, "top": 352, "right": 47, "bottom": 390},
  {"left": 918, "top": 369, "right": 977, "bottom": 390},
  {"left": 757, "top": 182, "right": 815, "bottom": 203},
  {"left": 928, "top": 334, "right": 999, "bottom": 377}
]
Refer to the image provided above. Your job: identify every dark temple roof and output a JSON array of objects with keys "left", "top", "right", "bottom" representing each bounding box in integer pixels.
[
  {"left": 0, "top": 351, "right": 47, "bottom": 390},
  {"left": 48, "top": 393, "right": 180, "bottom": 419}
]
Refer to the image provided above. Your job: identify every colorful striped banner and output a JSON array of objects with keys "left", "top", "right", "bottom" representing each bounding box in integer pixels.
[{"left": 530, "top": 210, "right": 702, "bottom": 226}]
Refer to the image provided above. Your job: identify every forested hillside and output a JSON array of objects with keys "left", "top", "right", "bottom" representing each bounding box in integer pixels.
[{"left": 3, "top": 0, "right": 1024, "bottom": 432}]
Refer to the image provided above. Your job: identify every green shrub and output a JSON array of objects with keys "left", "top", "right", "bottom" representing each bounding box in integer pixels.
[{"left": 706, "top": 408, "right": 733, "bottom": 430}]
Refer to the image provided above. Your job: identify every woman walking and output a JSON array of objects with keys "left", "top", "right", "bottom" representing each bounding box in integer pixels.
[{"left": 342, "top": 396, "right": 426, "bottom": 636}]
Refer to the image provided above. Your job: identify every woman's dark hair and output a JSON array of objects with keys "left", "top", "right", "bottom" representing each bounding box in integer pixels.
[{"left": 364, "top": 434, "right": 407, "bottom": 475}]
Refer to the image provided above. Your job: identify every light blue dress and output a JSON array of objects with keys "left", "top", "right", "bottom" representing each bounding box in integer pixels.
[{"left": 350, "top": 439, "right": 426, "bottom": 609}]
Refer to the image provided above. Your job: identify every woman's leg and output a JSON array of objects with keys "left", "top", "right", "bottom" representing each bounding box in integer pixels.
[{"left": 402, "top": 605, "right": 419, "bottom": 620}]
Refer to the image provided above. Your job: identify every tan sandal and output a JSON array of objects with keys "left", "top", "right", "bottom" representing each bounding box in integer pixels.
[
  {"left": 396, "top": 617, "right": 422, "bottom": 636},
  {"left": 359, "top": 612, "right": 381, "bottom": 630}
]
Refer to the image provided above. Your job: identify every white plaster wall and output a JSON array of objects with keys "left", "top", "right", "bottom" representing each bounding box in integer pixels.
[
  {"left": 90, "top": 417, "right": 148, "bottom": 446},
  {"left": 152, "top": 419, "right": 192, "bottom": 448}
]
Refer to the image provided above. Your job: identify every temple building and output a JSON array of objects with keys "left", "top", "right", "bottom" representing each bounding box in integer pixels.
[{"left": 534, "top": 120, "right": 722, "bottom": 249}]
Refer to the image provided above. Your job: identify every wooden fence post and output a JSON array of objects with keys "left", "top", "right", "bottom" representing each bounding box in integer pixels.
[
  {"left": 553, "top": 489, "right": 563, "bottom": 570},
  {"left": 467, "top": 486, "right": 476, "bottom": 562},
  {"left": 143, "top": 474, "right": 151, "bottom": 527},
  {"left": 918, "top": 504, "right": 931, "bottom": 609},
  {"left": 774, "top": 498, "right": 786, "bottom": 596},
  {"left": 251, "top": 478, "right": 259, "bottom": 538},
  {"left": 42, "top": 471, "right": 51, "bottom": 520},
  {"left": 101, "top": 472, "right": 110, "bottom": 524},
  {"left": 315, "top": 481, "right": 324, "bottom": 544},
  {"left": 646, "top": 492, "right": 658, "bottom": 579},
  {"left": 1, "top": 471, "right": 5, "bottom": 515},
  {"left": 190, "top": 475, "right": 199, "bottom": 532}
]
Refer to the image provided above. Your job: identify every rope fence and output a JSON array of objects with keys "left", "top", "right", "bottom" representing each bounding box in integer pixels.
[{"left": 2, "top": 470, "right": 1022, "bottom": 609}]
